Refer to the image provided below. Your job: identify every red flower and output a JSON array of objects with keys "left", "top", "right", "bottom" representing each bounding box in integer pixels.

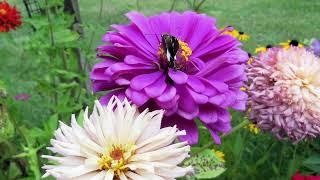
[
  {"left": 0, "top": 1, "right": 22, "bottom": 32},
  {"left": 292, "top": 172, "right": 320, "bottom": 180}
]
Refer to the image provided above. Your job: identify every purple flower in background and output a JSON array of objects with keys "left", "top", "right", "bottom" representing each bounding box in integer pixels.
[
  {"left": 309, "top": 38, "right": 320, "bottom": 57},
  {"left": 15, "top": 93, "right": 30, "bottom": 101},
  {"left": 91, "top": 11, "right": 248, "bottom": 144}
]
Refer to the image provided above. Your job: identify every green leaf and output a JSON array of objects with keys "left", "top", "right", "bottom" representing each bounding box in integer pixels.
[
  {"left": 54, "top": 29, "right": 80, "bottom": 45},
  {"left": 303, "top": 154, "right": 320, "bottom": 165},
  {"left": 184, "top": 148, "right": 226, "bottom": 179},
  {"left": 8, "top": 162, "right": 22, "bottom": 179},
  {"left": 303, "top": 154, "right": 320, "bottom": 173},
  {"left": 0, "top": 104, "right": 14, "bottom": 143},
  {"left": 196, "top": 167, "right": 226, "bottom": 179},
  {"left": 53, "top": 69, "right": 81, "bottom": 80},
  {"left": 45, "top": 114, "right": 58, "bottom": 132},
  {"left": 77, "top": 110, "right": 85, "bottom": 127},
  {"left": 23, "top": 16, "right": 49, "bottom": 29}
]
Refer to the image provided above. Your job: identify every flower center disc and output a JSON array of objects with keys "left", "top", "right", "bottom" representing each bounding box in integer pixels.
[
  {"left": 158, "top": 38, "right": 192, "bottom": 71},
  {"left": 0, "top": 9, "right": 7, "bottom": 15},
  {"left": 98, "top": 144, "right": 135, "bottom": 177}
]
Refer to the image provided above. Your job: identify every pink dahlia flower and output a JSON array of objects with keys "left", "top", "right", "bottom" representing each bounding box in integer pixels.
[
  {"left": 247, "top": 47, "right": 320, "bottom": 142},
  {"left": 91, "top": 11, "right": 248, "bottom": 144}
]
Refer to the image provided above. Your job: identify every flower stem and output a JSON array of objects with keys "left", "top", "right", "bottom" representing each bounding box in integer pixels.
[
  {"left": 194, "top": 0, "right": 207, "bottom": 12},
  {"left": 193, "top": 118, "right": 250, "bottom": 154},
  {"left": 169, "top": 0, "right": 177, "bottom": 12}
]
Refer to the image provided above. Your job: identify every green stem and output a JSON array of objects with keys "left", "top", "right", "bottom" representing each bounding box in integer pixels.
[
  {"left": 194, "top": 118, "right": 250, "bottom": 154},
  {"left": 45, "top": 0, "right": 58, "bottom": 107},
  {"left": 29, "top": 148, "right": 41, "bottom": 180},
  {"left": 169, "top": 0, "right": 177, "bottom": 12},
  {"left": 231, "top": 131, "right": 248, "bottom": 176},
  {"left": 194, "top": 0, "right": 207, "bottom": 11},
  {"left": 136, "top": 0, "right": 141, "bottom": 11},
  {"left": 87, "top": 0, "right": 104, "bottom": 50}
]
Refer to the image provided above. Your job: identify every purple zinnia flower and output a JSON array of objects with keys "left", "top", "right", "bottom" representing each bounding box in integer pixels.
[
  {"left": 15, "top": 93, "right": 30, "bottom": 101},
  {"left": 309, "top": 38, "right": 320, "bottom": 57},
  {"left": 247, "top": 47, "right": 320, "bottom": 142},
  {"left": 91, "top": 11, "right": 248, "bottom": 144}
]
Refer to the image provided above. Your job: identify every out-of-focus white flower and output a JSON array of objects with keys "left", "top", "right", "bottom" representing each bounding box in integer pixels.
[{"left": 42, "top": 96, "right": 193, "bottom": 179}]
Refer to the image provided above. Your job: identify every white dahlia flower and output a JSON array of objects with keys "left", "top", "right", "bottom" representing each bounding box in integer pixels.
[{"left": 42, "top": 96, "right": 193, "bottom": 179}]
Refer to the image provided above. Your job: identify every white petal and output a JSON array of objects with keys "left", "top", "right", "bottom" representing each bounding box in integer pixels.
[
  {"left": 136, "top": 110, "right": 164, "bottom": 144},
  {"left": 104, "top": 170, "right": 114, "bottom": 180}
]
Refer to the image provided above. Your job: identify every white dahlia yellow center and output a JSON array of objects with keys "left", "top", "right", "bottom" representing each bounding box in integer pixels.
[{"left": 98, "top": 143, "right": 135, "bottom": 176}]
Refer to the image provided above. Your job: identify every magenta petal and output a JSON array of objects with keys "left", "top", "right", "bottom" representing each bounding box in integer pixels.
[
  {"left": 168, "top": 69, "right": 188, "bottom": 84},
  {"left": 130, "top": 71, "right": 162, "bottom": 91},
  {"left": 177, "top": 86, "right": 199, "bottom": 119},
  {"left": 125, "top": 12, "right": 159, "bottom": 50},
  {"left": 156, "top": 86, "right": 177, "bottom": 102},
  {"left": 92, "top": 80, "right": 117, "bottom": 92},
  {"left": 199, "top": 105, "right": 218, "bottom": 124},
  {"left": 156, "top": 95, "right": 179, "bottom": 109},
  {"left": 231, "top": 90, "right": 248, "bottom": 111},
  {"left": 207, "top": 128, "right": 222, "bottom": 144},
  {"left": 144, "top": 75, "right": 167, "bottom": 98},
  {"left": 100, "top": 89, "right": 126, "bottom": 105},
  {"left": 187, "top": 88, "right": 208, "bottom": 104},
  {"left": 125, "top": 88, "right": 149, "bottom": 106},
  {"left": 90, "top": 61, "right": 115, "bottom": 80},
  {"left": 208, "top": 64, "right": 245, "bottom": 82},
  {"left": 124, "top": 55, "right": 153, "bottom": 65},
  {"left": 161, "top": 115, "right": 199, "bottom": 145},
  {"left": 209, "top": 94, "right": 225, "bottom": 107},
  {"left": 187, "top": 76, "right": 205, "bottom": 93},
  {"left": 217, "top": 109, "right": 232, "bottom": 123}
]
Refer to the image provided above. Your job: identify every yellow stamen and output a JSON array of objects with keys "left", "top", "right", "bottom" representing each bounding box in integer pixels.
[
  {"left": 178, "top": 40, "right": 192, "bottom": 61},
  {"left": 247, "top": 57, "right": 254, "bottom": 65},
  {"left": 238, "top": 34, "right": 250, "bottom": 41},
  {"left": 212, "top": 149, "right": 225, "bottom": 162},
  {"left": 223, "top": 29, "right": 240, "bottom": 38},
  {"left": 245, "top": 123, "right": 260, "bottom": 134},
  {"left": 240, "top": 87, "right": 247, "bottom": 91},
  {"left": 279, "top": 40, "right": 304, "bottom": 50},
  {"left": 98, "top": 143, "right": 135, "bottom": 177},
  {"left": 255, "top": 47, "right": 267, "bottom": 54}
]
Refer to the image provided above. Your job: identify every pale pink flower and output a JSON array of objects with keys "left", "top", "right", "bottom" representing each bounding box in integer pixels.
[{"left": 247, "top": 47, "right": 320, "bottom": 142}]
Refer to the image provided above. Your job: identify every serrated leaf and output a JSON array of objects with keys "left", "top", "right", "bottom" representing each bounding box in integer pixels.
[
  {"left": 196, "top": 167, "right": 226, "bottom": 179},
  {"left": 54, "top": 29, "right": 80, "bottom": 45},
  {"left": 184, "top": 149, "right": 226, "bottom": 179},
  {"left": 53, "top": 69, "right": 80, "bottom": 80}
]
